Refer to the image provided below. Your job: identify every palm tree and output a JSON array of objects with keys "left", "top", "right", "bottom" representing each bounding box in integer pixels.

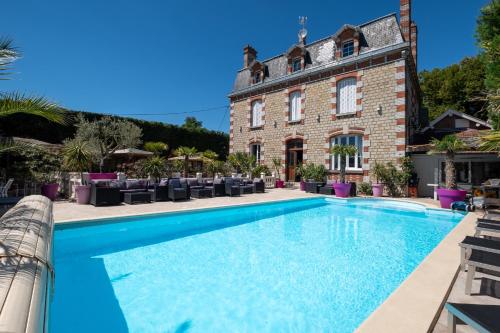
[
  {"left": 330, "top": 144, "right": 357, "bottom": 183},
  {"left": 0, "top": 38, "right": 65, "bottom": 124},
  {"left": 428, "top": 135, "right": 467, "bottom": 189},
  {"left": 479, "top": 131, "right": 500, "bottom": 156},
  {"left": 174, "top": 146, "right": 198, "bottom": 177},
  {"left": 62, "top": 140, "right": 93, "bottom": 183}
]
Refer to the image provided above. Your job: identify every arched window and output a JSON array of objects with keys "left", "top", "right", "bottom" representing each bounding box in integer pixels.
[
  {"left": 330, "top": 134, "right": 363, "bottom": 170},
  {"left": 289, "top": 91, "right": 301, "bottom": 122},
  {"left": 251, "top": 100, "right": 263, "bottom": 127},
  {"left": 337, "top": 77, "right": 356, "bottom": 114}
]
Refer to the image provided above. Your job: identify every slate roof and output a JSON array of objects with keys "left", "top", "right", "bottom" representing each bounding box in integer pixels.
[{"left": 232, "top": 13, "right": 405, "bottom": 94}]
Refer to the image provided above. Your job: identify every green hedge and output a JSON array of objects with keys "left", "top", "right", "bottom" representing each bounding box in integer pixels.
[{"left": 0, "top": 110, "right": 229, "bottom": 160}]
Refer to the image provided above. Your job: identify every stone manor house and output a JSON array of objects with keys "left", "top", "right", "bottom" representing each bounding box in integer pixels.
[{"left": 228, "top": 0, "right": 422, "bottom": 183}]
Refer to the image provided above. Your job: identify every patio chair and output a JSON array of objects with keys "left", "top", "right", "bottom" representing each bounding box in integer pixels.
[
  {"left": 224, "top": 178, "right": 240, "bottom": 197},
  {"left": 0, "top": 178, "right": 14, "bottom": 198},
  {"left": 252, "top": 178, "right": 265, "bottom": 193},
  {"left": 462, "top": 249, "right": 500, "bottom": 295},
  {"left": 474, "top": 223, "right": 500, "bottom": 237},
  {"left": 445, "top": 303, "right": 500, "bottom": 333},
  {"left": 459, "top": 236, "right": 500, "bottom": 270},
  {"left": 168, "top": 178, "right": 189, "bottom": 202}
]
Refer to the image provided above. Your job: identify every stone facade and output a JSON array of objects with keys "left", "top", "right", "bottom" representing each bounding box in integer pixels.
[{"left": 229, "top": 4, "right": 421, "bottom": 183}]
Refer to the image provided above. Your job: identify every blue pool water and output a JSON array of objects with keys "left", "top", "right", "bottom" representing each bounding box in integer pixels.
[{"left": 51, "top": 198, "right": 464, "bottom": 333}]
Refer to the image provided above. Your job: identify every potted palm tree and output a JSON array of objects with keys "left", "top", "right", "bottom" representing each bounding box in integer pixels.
[
  {"left": 428, "top": 134, "right": 467, "bottom": 208},
  {"left": 371, "top": 162, "right": 385, "bottom": 197},
  {"left": 142, "top": 156, "right": 166, "bottom": 183},
  {"left": 330, "top": 144, "right": 357, "bottom": 197},
  {"left": 272, "top": 157, "right": 284, "bottom": 188},
  {"left": 62, "top": 139, "right": 93, "bottom": 204}
]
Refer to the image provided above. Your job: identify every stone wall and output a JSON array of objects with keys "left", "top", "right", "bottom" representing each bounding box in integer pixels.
[{"left": 230, "top": 59, "right": 414, "bottom": 182}]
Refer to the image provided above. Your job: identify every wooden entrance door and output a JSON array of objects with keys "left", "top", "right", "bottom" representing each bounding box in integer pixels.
[{"left": 286, "top": 139, "right": 303, "bottom": 181}]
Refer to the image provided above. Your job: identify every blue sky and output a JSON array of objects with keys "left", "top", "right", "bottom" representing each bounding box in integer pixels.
[{"left": 1, "top": 0, "right": 489, "bottom": 132}]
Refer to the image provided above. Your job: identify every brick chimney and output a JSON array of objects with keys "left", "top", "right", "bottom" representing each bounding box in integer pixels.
[
  {"left": 243, "top": 45, "right": 257, "bottom": 68},
  {"left": 411, "top": 21, "right": 417, "bottom": 68},
  {"left": 399, "top": 0, "right": 411, "bottom": 42},
  {"left": 400, "top": 0, "right": 417, "bottom": 68}
]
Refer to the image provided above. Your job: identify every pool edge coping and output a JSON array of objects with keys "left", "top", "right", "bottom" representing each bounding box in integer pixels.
[{"left": 355, "top": 210, "right": 476, "bottom": 333}]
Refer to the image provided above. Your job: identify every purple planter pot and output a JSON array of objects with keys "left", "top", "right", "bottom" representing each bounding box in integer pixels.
[
  {"left": 436, "top": 188, "right": 467, "bottom": 209},
  {"left": 275, "top": 180, "right": 285, "bottom": 188},
  {"left": 41, "top": 183, "right": 59, "bottom": 201},
  {"left": 300, "top": 180, "right": 306, "bottom": 191},
  {"left": 372, "top": 183, "right": 384, "bottom": 197},
  {"left": 75, "top": 185, "right": 91, "bottom": 204},
  {"left": 333, "top": 183, "right": 351, "bottom": 198}
]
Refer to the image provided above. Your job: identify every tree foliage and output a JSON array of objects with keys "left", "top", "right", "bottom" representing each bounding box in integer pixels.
[
  {"left": 182, "top": 116, "right": 203, "bottom": 131},
  {"left": 143, "top": 141, "right": 168, "bottom": 156},
  {"left": 476, "top": 0, "right": 500, "bottom": 91},
  {"left": 330, "top": 144, "right": 357, "bottom": 183},
  {"left": 73, "top": 115, "right": 142, "bottom": 172},
  {"left": 62, "top": 139, "right": 93, "bottom": 181},
  {"left": 141, "top": 156, "right": 166, "bottom": 182},
  {"left": 419, "top": 56, "right": 487, "bottom": 120},
  {"left": 174, "top": 146, "right": 198, "bottom": 177},
  {"left": 0, "top": 38, "right": 65, "bottom": 124}
]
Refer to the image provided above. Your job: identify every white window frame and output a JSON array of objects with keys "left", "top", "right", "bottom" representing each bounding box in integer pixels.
[
  {"left": 251, "top": 143, "right": 261, "bottom": 164},
  {"left": 337, "top": 77, "right": 357, "bottom": 114},
  {"left": 342, "top": 40, "right": 354, "bottom": 57},
  {"left": 289, "top": 91, "right": 302, "bottom": 122},
  {"left": 330, "top": 135, "right": 363, "bottom": 171},
  {"left": 251, "top": 100, "right": 263, "bottom": 127}
]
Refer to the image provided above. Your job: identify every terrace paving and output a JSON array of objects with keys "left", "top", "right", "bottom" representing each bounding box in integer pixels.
[{"left": 52, "top": 189, "right": 499, "bottom": 332}]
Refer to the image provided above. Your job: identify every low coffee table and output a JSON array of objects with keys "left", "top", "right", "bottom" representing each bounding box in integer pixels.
[
  {"left": 191, "top": 188, "right": 212, "bottom": 199},
  {"left": 123, "top": 192, "right": 151, "bottom": 204}
]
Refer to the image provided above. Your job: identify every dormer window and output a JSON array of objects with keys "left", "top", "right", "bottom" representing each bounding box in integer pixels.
[
  {"left": 342, "top": 40, "right": 354, "bottom": 57},
  {"left": 292, "top": 58, "right": 302, "bottom": 72},
  {"left": 252, "top": 71, "right": 262, "bottom": 84}
]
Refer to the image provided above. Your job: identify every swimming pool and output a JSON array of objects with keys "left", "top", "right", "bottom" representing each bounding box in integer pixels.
[{"left": 51, "top": 198, "right": 464, "bottom": 333}]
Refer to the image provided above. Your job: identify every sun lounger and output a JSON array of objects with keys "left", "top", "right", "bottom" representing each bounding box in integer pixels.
[
  {"left": 445, "top": 303, "right": 500, "bottom": 333},
  {"left": 463, "top": 249, "right": 500, "bottom": 295},
  {"left": 459, "top": 236, "right": 500, "bottom": 270},
  {"left": 474, "top": 223, "right": 500, "bottom": 237},
  {"left": 476, "top": 218, "right": 500, "bottom": 226}
]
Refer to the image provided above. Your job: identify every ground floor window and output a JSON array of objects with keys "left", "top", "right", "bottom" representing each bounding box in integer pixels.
[
  {"left": 440, "top": 160, "right": 500, "bottom": 185},
  {"left": 250, "top": 144, "right": 261, "bottom": 164},
  {"left": 330, "top": 135, "right": 363, "bottom": 170}
]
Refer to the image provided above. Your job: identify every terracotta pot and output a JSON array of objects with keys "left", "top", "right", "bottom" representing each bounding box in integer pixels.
[
  {"left": 75, "top": 185, "right": 91, "bottom": 204},
  {"left": 41, "top": 183, "right": 59, "bottom": 201},
  {"left": 372, "top": 183, "right": 384, "bottom": 197},
  {"left": 436, "top": 188, "right": 467, "bottom": 209},
  {"left": 275, "top": 180, "right": 285, "bottom": 188},
  {"left": 333, "top": 183, "right": 351, "bottom": 198}
]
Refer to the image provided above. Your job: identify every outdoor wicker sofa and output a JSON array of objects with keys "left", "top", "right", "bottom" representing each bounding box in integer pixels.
[
  {"left": 319, "top": 180, "right": 336, "bottom": 195},
  {"left": 168, "top": 178, "right": 189, "bottom": 201},
  {"left": 304, "top": 180, "right": 325, "bottom": 193},
  {"left": 90, "top": 182, "right": 121, "bottom": 206}
]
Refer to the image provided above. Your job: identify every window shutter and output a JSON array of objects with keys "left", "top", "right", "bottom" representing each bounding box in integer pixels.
[
  {"left": 252, "top": 100, "right": 262, "bottom": 127},
  {"left": 289, "top": 91, "right": 301, "bottom": 121},
  {"left": 337, "top": 78, "right": 356, "bottom": 114}
]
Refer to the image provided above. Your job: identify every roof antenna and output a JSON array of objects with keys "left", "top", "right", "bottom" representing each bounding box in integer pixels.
[{"left": 298, "top": 16, "right": 308, "bottom": 44}]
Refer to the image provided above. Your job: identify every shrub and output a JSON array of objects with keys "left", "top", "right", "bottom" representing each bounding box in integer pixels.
[
  {"left": 251, "top": 164, "right": 271, "bottom": 178},
  {"left": 357, "top": 182, "right": 373, "bottom": 195}
]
